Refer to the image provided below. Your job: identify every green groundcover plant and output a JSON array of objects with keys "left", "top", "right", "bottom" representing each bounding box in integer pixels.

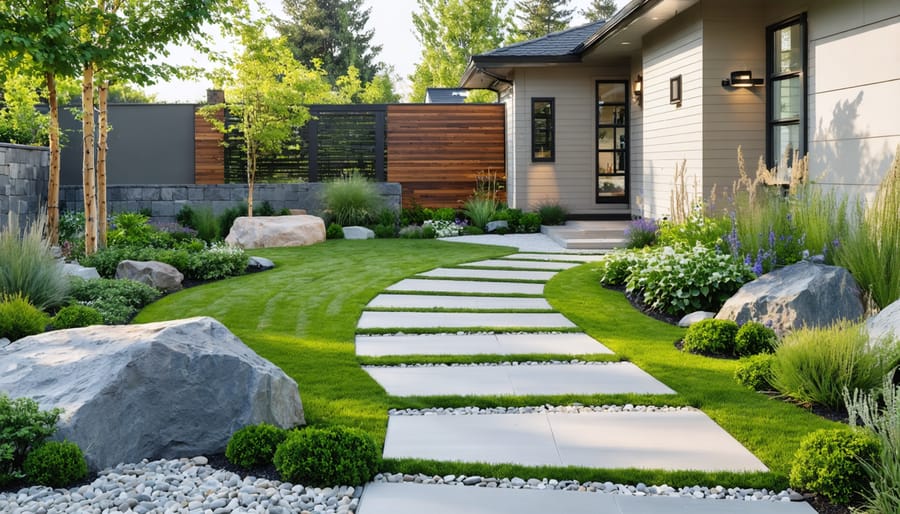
[{"left": 0, "top": 395, "right": 62, "bottom": 486}]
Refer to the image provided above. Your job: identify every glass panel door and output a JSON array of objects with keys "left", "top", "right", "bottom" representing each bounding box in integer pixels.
[{"left": 596, "top": 81, "right": 628, "bottom": 203}]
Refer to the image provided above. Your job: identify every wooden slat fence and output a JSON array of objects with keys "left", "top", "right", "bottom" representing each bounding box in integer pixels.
[
  {"left": 193, "top": 109, "right": 225, "bottom": 184},
  {"left": 386, "top": 104, "right": 505, "bottom": 208}
]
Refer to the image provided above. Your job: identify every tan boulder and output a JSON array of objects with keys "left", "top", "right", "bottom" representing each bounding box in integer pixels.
[{"left": 225, "top": 215, "right": 325, "bottom": 249}]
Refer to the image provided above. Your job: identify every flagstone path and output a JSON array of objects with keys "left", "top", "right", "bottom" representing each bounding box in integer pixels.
[{"left": 355, "top": 248, "right": 815, "bottom": 513}]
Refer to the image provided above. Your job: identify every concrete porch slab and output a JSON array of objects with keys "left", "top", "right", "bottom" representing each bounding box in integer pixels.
[
  {"left": 383, "top": 410, "right": 768, "bottom": 472},
  {"left": 386, "top": 279, "right": 544, "bottom": 295},
  {"left": 366, "top": 294, "right": 552, "bottom": 310},
  {"left": 358, "top": 482, "right": 816, "bottom": 514},
  {"left": 460, "top": 259, "right": 579, "bottom": 270},
  {"left": 363, "top": 362, "right": 674, "bottom": 396},
  {"left": 355, "top": 332, "right": 614, "bottom": 357},
  {"left": 357, "top": 312, "right": 575, "bottom": 330},
  {"left": 418, "top": 268, "right": 557, "bottom": 281},
  {"left": 506, "top": 253, "right": 608, "bottom": 262}
]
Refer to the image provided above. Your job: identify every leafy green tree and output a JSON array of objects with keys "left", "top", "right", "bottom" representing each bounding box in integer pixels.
[
  {"left": 0, "top": 62, "right": 49, "bottom": 146},
  {"left": 410, "top": 0, "right": 507, "bottom": 103},
  {"left": 279, "top": 0, "right": 382, "bottom": 85},
  {"left": 581, "top": 0, "right": 618, "bottom": 21},
  {"left": 205, "top": 21, "right": 334, "bottom": 216},
  {"left": 508, "top": 0, "right": 574, "bottom": 42},
  {"left": 334, "top": 66, "right": 400, "bottom": 104}
]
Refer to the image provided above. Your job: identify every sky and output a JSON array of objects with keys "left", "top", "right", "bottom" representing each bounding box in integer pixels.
[{"left": 144, "top": 0, "right": 628, "bottom": 103}]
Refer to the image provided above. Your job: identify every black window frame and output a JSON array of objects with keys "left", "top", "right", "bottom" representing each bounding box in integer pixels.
[
  {"left": 766, "top": 13, "right": 807, "bottom": 170},
  {"left": 595, "top": 80, "right": 629, "bottom": 204},
  {"left": 531, "top": 97, "right": 555, "bottom": 162}
]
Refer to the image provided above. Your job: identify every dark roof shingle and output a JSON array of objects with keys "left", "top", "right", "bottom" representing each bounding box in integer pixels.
[{"left": 479, "top": 20, "right": 606, "bottom": 58}]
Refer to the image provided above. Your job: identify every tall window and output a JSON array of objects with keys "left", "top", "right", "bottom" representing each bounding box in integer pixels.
[
  {"left": 596, "top": 81, "right": 628, "bottom": 203},
  {"left": 532, "top": 98, "right": 554, "bottom": 162},
  {"left": 767, "top": 14, "right": 807, "bottom": 177}
]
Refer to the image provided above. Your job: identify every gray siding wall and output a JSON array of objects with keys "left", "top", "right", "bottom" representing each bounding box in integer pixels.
[
  {"left": 59, "top": 104, "right": 196, "bottom": 186},
  {"left": 0, "top": 143, "right": 48, "bottom": 233},
  {"left": 58, "top": 182, "right": 401, "bottom": 224}
]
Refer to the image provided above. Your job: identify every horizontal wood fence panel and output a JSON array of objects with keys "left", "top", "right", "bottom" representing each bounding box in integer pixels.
[{"left": 387, "top": 104, "right": 505, "bottom": 208}]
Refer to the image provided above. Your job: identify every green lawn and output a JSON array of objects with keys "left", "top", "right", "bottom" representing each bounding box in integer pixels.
[{"left": 135, "top": 239, "right": 841, "bottom": 489}]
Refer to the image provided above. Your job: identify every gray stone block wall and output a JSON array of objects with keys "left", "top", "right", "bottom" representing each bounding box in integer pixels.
[
  {"left": 59, "top": 182, "right": 401, "bottom": 223},
  {"left": 0, "top": 143, "right": 49, "bottom": 233}
]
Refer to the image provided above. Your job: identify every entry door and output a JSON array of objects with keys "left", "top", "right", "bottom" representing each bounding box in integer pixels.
[{"left": 595, "top": 81, "right": 628, "bottom": 203}]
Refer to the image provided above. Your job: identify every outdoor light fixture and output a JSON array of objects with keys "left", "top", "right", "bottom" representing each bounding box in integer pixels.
[
  {"left": 722, "top": 70, "right": 764, "bottom": 88},
  {"left": 633, "top": 75, "right": 643, "bottom": 100}
]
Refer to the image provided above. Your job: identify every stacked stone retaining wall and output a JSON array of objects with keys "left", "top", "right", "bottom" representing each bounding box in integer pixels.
[{"left": 0, "top": 143, "right": 49, "bottom": 233}]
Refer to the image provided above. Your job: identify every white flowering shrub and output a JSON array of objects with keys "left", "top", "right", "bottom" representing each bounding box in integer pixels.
[
  {"left": 596, "top": 249, "right": 646, "bottom": 286},
  {"left": 625, "top": 244, "right": 754, "bottom": 316},
  {"left": 424, "top": 219, "right": 464, "bottom": 238}
]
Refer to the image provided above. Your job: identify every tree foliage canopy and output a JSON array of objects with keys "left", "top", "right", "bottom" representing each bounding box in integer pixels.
[
  {"left": 581, "top": 0, "right": 618, "bottom": 21},
  {"left": 409, "top": 0, "right": 507, "bottom": 103},
  {"left": 508, "top": 0, "right": 574, "bottom": 42},
  {"left": 279, "top": 0, "right": 382, "bottom": 85}
]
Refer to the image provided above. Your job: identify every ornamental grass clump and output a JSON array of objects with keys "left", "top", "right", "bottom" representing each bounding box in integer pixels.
[
  {"left": 321, "top": 173, "right": 383, "bottom": 226},
  {"left": 462, "top": 196, "right": 496, "bottom": 230},
  {"left": 624, "top": 245, "right": 755, "bottom": 317},
  {"left": 771, "top": 321, "right": 900, "bottom": 411},
  {"left": 0, "top": 216, "right": 69, "bottom": 310},
  {"left": 845, "top": 370, "right": 900, "bottom": 513}
]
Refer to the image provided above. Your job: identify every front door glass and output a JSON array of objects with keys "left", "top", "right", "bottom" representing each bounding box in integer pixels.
[{"left": 596, "top": 81, "right": 628, "bottom": 203}]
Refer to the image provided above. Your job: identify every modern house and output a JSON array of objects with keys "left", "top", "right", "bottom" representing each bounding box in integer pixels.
[{"left": 460, "top": 0, "right": 899, "bottom": 220}]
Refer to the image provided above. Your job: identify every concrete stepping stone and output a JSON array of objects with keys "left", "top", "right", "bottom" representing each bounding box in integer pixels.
[
  {"left": 460, "top": 259, "right": 578, "bottom": 270},
  {"left": 507, "top": 253, "right": 607, "bottom": 262},
  {"left": 358, "top": 312, "right": 575, "bottom": 330},
  {"left": 355, "top": 332, "right": 613, "bottom": 357},
  {"left": 386, "top": 279, "right": 543, "bottom": 295},
  {"left": 358, "top": 482, "right": 816, "bottom": 514},
  {"left": 366, "top": 294, "right": 552, "bottom": 310},
  {"left": 363, "top": 362, "right": 674, "bottom": 396},
  {"left": 418, "top": 268, "right": 556, "bottom": 281},
  {"left": 383, "top": 410, "right": 768, "bottom": 472}
]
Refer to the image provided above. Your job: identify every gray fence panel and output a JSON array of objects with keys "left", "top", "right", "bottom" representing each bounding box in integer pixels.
[{"left": 60, "top": 104, "right": 196, "bottom": 186}]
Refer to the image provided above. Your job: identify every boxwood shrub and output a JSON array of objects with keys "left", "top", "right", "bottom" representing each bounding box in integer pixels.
[
  {"left": 226, "top": 423, "right": 288, "bottom": 469},
  {"left": 51, "top": 304, "right": 104, "bottom": 329},
  {"left": 682, "top": 319, "right": 739, "bottom": 356},
  {"left": 734, "top": 353, "right": 776, "bottom": 391},
  {"left": 23, "top": 441, "right": 87, "bottom": 488},
  {"left": 735, "top": 321, "right": 777, "bottom": 356},
  {"left": 0, "top": 293, "right": 49, "bottom": 341},
  {"left": 273, "top": 426, "right": 380, "bottom": 486},
  {"left": 789, "top": 428, "right": 880, "bottom": 505}
]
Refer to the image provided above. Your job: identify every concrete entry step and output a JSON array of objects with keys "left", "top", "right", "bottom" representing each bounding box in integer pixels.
[
  {"left": 383, "top": 410, "right": 768, "bottom": 472},
  {"left": 355, "top": 332, "right": 614, "bottom": 357},
  {"left": 506, "top": 253, "right": 607, "bottom": 263},
  {"left": 357, "top": 312, "right": 576, "bottom": 330},
  {"left": 418, "top": 268, "right": 557, "bottom": 282},
  {"left": 363, "top": 362, "right": 675, "bottom": 396},
  {"left": 366, "top": 294, "right": 552, "bottom": 311},
  {"left": 387, "top": 279, "right": 544, "bottom": 295},
  {"left": 358, "top": 482, "right": 816, "bottom": 514}
]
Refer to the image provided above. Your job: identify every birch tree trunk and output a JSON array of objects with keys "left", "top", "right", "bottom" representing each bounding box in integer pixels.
[
  {"left": 82, "top": 64, "right": 97, "bottom": 255},
  {"left": 45, "top": 72, "right": 61, "bottom": 245},
  {"left": 97, "top": 79, "right": 109, "bottom": 248}
]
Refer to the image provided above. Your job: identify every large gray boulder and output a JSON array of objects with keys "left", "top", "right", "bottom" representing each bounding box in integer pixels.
[
  {"left": 0, "top": 317, "right": 304, "bottom": 471},
  {"left": 342, "top": 226, "right": 374, "bottom": 240},
  {"left": 716, "top": 261, "right": 864, "bottom": 334},
  {"left": 116, "top": 260, "right": 183, "bottom": 292},
  {"left": 60, "top": 262, "right": 101, "bottom": 280},
  {"left": 867, "top": 299, "right": 900, "bottom": 344},
  {"left": 225, "top": 215, "right": 325, "bottom": 249}
]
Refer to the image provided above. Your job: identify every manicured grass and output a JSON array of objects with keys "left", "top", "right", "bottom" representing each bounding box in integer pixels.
[
  {"left": 544, "top": 263, "right": 844, "bottom": 481},
  {"left": 135, "top": 239, "right": 840, "bottom": 489}
]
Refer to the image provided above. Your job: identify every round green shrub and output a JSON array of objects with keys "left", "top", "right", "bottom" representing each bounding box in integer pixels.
[
  {"left": 23, "top": 441, "right": 88, "bottom": 488},
  {"left": 682, "top": 319, "right": 739, "bottom": 356},
  {"left": 326, "top": 223, "right": 344, "bottom": 240},
  {"left": 373, "top": 224, "right": 396, "bottom": 239},
  {"left": 734, "top": 353, "right": 776, "bottom": 390},
  {"left": 789, "top": 428, "right": 879, "bottom": 505},
  {"left": 51, "top": 304, "right": 103, "bottom": 329},
  {"left": 0, "top": 294, "right": 49, "bottom": 341},
  {"left": 226, "top": 423, "right": 288, "bottom": 469},
  {"left": 735, "top": 322, "right": 777, "bottom": 356},
  {"left": 462, "top": 226, "right": 484, "bottom": 236},
  {"left": 273, "top": 426, "right": 380, "bottom": 486}
]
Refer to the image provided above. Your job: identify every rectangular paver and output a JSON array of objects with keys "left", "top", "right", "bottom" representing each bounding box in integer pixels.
[
  {"left": 366, "top": 294, "right": 552, "bottom": 310},
  {"left": 359, "top": 482, "right": 816, "bottom": 514},
  {"left": 383, "top": 410, "right": 768, "bottom": 472},
  {"left": 364, "top": 363, "right": 674, "bottom": 396},
  {"left": 507, "top": 253, "right": 607, "bottom": 262},
  {"left": 357, "top": 312, "right": 575, "bottom": 330},
  {"left": 418, "top": 268, "right": 557, "bottom": 281},
  {"left": 355, "top": 332, "right": 613, "bottom": 356},
  {"left": 386, "top": 279, "right": 544, "bottom": 295},
  {"left": 460, "top": 259, "right": 579, "bottom": 270}
]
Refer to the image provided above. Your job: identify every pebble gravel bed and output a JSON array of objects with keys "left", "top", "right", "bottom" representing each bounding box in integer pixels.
[
  {"left": 372, "top": 472, "right": 808, "bottom": 503},
  {"left": 0, "top": 457, "right": 360, "bottom": 514},
  {"left": 389, "top": 404, "right": 695, "bottom": 416}
]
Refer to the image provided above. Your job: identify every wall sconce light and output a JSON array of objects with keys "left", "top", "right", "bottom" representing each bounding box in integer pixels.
[
  {"left": 722, "top": 70, "right": 764, "bottom": 88},
  {"left": 633, "top": 75, "right": 643, "bottom": 100}
]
